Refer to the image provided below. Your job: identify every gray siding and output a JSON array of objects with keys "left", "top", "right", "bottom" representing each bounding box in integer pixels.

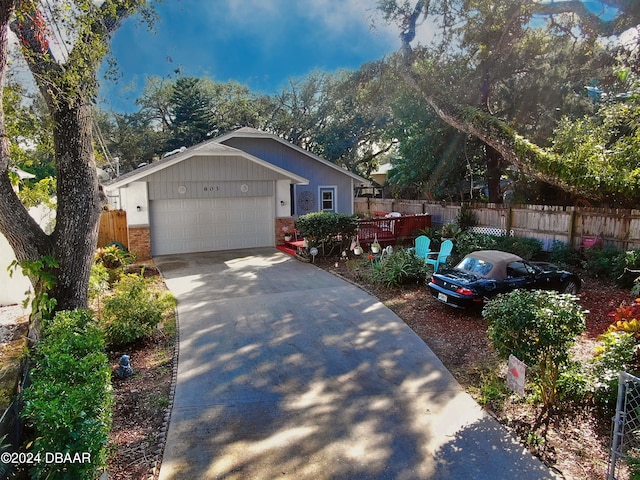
[
  {"left": 145, "top": 155, "right": 284, "bottom": 200},
  {"left": 222, "top": 138, "right": 354, "bottom": 214}
]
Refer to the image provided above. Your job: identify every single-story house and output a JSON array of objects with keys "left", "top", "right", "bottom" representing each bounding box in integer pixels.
[{"left": 103, "top": 127, "right": 369, "bottom": 258}]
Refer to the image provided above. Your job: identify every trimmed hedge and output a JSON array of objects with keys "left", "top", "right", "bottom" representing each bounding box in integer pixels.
[
  {"left": 100, "top": 273, "right": 176, "bottom": 347},
  {"left": 22, "top": 309, "right": 112, "bottom": 480},
  {"left": 295, "top": 212, "right": 358, "bottom": 255}
]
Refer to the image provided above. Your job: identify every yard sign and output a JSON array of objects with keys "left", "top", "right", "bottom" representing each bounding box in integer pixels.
[{"left": 507, "top": 354, "right": 526, "bottom": 397}]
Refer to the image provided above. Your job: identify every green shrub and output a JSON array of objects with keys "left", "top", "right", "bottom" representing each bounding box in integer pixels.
[
  {"left": 450, "top": 232, "right": 542, "bottom": 264},
  {"left": 626, "top": 449, "right": 640, "bottom": 480},
  {"left": 590, "top": 331, "right": 639, "bottom": 407},
  {"left": 89, "top": 262, "right": 110, "bottom": 304},
  {"left": 94, "top": 245, "right": 134, "bottom": 285},
  {"left": 584, "top": 245, "right": 623, "bottom": 280},
  {"left": 295, "top": 212, "right": 358, "bottom": 255},
  {"left": 549, "top": 241, "right": 581, "bottom": 267},
  {"left": 451, "top": 231, "right": 499, "bottom": 264},
  {"left": 100, "top": 274, "right": 177, "bottom": 347},
  {"left": 483, "top": 289, "right": 587, "bottom": 409},
  {"left": 94, "top": 244, "right": 133, "bottom": 269},
  {"left": 613, "top": 249, "right": 640, "bottom": 288},
  {"left": 556, "top": 361, "right": 591, "bottom": 403},
  {"left": 494, "top": 236, "right": 543, "bottom": 260},
  {"left": 439, "top": 221, "right": 461, "bottom": 239},
  {"left": 22, "top": 309, "right": 112, "bottom": 480},
  {"left": 370, "top": 248, "right": 429, "bottom": 287},
  {"left": 455, "top": 205, "right": 478, "bottom": 231}
]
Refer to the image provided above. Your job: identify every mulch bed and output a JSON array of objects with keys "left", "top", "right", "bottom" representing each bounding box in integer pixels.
[{"left": 314, "top": 256, "right": 633, "bottom": 480}]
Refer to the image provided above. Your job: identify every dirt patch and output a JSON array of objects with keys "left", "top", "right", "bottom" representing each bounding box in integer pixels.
[
  {"left": 107, "top": 333, "right": 175, "bottom": 480},
  {"left": 104, "top": 264, "right": 176, "bottom": 480},
  {"left": 315, "top": 256, "right": 631, "bottom": 480}
]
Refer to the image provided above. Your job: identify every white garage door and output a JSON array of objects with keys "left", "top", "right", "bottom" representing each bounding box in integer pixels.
[{"left": 150, "top": 197, "right": 274, "bottom": 255}]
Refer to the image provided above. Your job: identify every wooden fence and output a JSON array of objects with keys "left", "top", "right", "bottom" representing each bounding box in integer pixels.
[
  {"left": 355, "top": 198, "right": 640, "bottom": 251},
  {"left": 97, "top": 209, "right": 128, "bottom": 249}
]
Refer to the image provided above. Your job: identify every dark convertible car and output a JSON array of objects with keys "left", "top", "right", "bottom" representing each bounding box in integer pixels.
[{"left": 428, "top": 250, "right": 581, "bottom": 309}]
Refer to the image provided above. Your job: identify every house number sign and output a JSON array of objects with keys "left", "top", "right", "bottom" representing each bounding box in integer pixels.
[{"left": 200, "top": 184, "right": 249, "bottom": 194}]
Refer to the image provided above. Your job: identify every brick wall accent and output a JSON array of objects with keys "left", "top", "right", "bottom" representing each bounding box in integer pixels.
[
  {"left": 275, "top": 217, "right": 295, "bottom": 243},
  {"left": 128, "top": 226, "right": 151, "bottom": 260}
]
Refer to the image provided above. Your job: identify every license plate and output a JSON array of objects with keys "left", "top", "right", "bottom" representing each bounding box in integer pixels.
[{"left": 438, "top": 293, "right": 448, "bottom": 303}]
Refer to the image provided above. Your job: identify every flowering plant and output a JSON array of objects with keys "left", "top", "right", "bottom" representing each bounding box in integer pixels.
[{"left": 606, "top": 298, "right": 640, "bottom": 337}]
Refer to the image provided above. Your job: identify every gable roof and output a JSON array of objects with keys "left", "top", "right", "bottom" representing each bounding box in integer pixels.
[
  {"left": 215, "top": 127, "right": 370, "bottom": 185},
  {"left": 104, "top": 138, "right": 308, "bottom": 190}
]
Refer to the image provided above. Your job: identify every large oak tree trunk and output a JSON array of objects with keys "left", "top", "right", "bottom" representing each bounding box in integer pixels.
[
  {"left": 0, "top": 1, "right": 106, "bottom": 314},
  {"left": 50, "top": 102, "right": 104, "bottom": 311},
  {"left": 485, "top": 145, "right": 503, "bottom": 203}
]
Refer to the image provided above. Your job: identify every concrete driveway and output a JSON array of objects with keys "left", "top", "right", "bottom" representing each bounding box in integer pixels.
[{"left": 155, "top": 248, "right": 555, "bottom": 480}]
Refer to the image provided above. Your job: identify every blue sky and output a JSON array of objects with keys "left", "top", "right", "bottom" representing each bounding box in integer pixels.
[{"left": 99, "top": 1, "right": 401, "bottom": 113}]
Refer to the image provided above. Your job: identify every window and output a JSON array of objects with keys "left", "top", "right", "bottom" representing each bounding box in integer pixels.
[
  {"left": 506, "top": 262, "right": 532, "bottom": 277},
  {"left": 319, "top": 186, "right": 336, "bottom": 212},
  {"left": 458, "top": 257, "right": 493, "bottom": 276}
]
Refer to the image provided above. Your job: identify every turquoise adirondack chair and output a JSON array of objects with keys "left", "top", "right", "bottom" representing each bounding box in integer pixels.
[
  {"left": 408, "top": 235, "right": 431, "bottom": 260},
  {"left": 426, "top": 239, "right": 454, "bottom": 272}
]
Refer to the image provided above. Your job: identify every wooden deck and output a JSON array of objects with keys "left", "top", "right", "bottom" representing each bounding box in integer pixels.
[
  {"left": 278, "top": 214, "right": 432, "bottom": 256},
  {"left": 356, "top": 214, "right": 431, "bottom": 247}
]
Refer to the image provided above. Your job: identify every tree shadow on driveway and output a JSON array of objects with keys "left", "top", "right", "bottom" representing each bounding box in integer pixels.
[{"left": 155, "top": 249, "right": 554, "bottom": 480}]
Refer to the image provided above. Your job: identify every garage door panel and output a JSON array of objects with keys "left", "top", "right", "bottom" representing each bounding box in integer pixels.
[{"left": 150, "top": 197, "right": 274, "bottom": 255}]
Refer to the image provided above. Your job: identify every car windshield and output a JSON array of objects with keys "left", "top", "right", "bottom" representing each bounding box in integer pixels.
[{"left": 457, "top": 256, "right": 493, "bottom": 276}]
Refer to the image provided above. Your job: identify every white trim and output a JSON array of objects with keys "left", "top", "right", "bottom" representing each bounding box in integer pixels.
[
  {"left": 104, "top": 141, "right": 308, "bottom": 191},
  {"left": 318, "top": 185, "right": 337, "bottom": 212}
]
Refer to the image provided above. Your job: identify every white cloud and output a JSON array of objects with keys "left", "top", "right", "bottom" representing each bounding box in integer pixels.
[{"left": 201, "top": 0, "right": 399, "bottom": 49}]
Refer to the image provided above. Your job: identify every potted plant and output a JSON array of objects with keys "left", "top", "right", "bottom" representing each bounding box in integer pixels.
[
  {"left": 371, "top": 236, "right": 381, "bottom": 254},
  {"left": 282, "top": 225, "right": 292, "bottom": 242},
  {"left": 352, "top": 236, "right": 363, "bottom": 255},
  {"left": 440, "top": 221, "right": 460, "bottom": 241}
]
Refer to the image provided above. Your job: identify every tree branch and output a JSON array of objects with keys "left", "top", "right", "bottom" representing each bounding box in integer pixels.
[
  {"left": 532, "top": 0, "right": 637, "bottom": 38},
  {"left": 0, "top": 0, "right": 52, "bottom": 261},
  {"left": 400, "top": 67, "right": 593, "bottom": 199}
]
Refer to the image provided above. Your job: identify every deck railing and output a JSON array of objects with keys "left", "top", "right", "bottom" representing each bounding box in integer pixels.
[{"left": 357, "top": 214, "right": 431, "bottom": 246}]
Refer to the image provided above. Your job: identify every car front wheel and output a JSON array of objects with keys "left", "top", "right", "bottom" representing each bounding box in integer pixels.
[{"left": 562, "top": 279, "right": 579, "bottom": 294}]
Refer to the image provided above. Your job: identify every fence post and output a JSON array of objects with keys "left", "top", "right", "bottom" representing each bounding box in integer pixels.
[
  {"left": 608, "top": 372, "right": 628, "bottom": 479},
  {"left": 568, "top": 210, "right": 576, "bottom": 248}
]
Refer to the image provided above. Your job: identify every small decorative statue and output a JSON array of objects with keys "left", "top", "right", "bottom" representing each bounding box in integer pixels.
[{"left": 117, "top": 354, "right": 133, "bottom": 378}]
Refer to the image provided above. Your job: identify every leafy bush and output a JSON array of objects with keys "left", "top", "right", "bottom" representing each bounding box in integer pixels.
[
  {"left": 22, "top": 309, "right": 112, "bottom": 480},
  {"left": 450, "top": 232, "right": 543, "bottom": 264},
  {"left": 606, "top": 299, "right": 640, "bottom": 335},
  {"left": 613, "top": 249, "right": 640, "bottom": 288},
  {"left": 95, "top": 244, "right": 134, "bottom": 285},
  {"left": 483, "top": 289, "right": 587, "bottom": 409},
  {"left": 369, "top": 248, "right": 429, "bottom": 287},
  {"left": 584, "top": 245, "right": 623, "bottom": 280},
  {"left": 451, "top": 231, "right": 499, "bottom": 263},
  {"left": 556, "top": 361, "right": 591, "bottom": 403},
  {"left": 494, "top": 236, "right": 543, "bottom": 260},
  {"left": 549, "top": 241, "right": 581, "bottom": 267},
  {"left": 590, "top": 331, "right": 639, "bottom": 407},
  {"left": 589, "top": 299, "right": 640, "bottom": 407},
  {"left": 100, "top": 274, "right": 177, "bottom": 347},
  {"left": 89, "top": 262, "right": 110, "bottom": 303},
  {"left": 455, "top": 205, "right": 478, "bottom": 231},
  {"left": 295, "top": 212, "right": 358, "bottom": 255},
  {"left": 439, "top": 221, "right": 461, "bottom": 239},
  {"left": 95, "top": 244, "right": 133, "bottom": 269}
]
